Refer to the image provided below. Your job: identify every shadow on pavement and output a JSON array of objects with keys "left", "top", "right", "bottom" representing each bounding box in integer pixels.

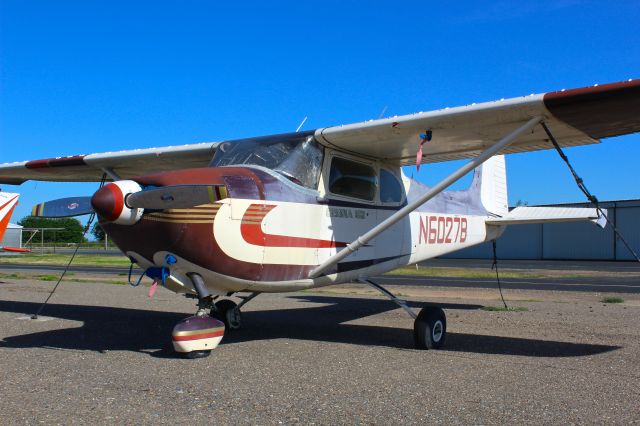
[{"left": 0, "top": 296, "right": 619, "bottom": 358}]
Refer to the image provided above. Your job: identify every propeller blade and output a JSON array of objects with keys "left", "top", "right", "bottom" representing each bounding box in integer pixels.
[
  {"left": 32, "top": 197, "right": 94, "bottom": 218},
  {"left": 126, "top": 185, "right": 228, "bottom": 209}
]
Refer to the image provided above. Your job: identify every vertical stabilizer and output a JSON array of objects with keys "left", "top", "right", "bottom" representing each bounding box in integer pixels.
[
  {"left": 0, "top": 192, "right": 19, "bottom": 243},
  {"left": 479, "top": 155, "right": 508, "bottom": 216}
]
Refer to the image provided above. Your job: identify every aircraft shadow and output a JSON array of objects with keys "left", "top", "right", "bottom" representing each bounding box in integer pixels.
[{"left": 0, "top": 297, "right": 619, "bottom": 358}]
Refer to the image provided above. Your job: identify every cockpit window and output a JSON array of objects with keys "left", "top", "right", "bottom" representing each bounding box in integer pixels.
[
  {"left": 209, "top": 133, "right": 324, "bottom": 189},
  {"left": 328, "top": 157, "right": 377, "bottom": 201}
]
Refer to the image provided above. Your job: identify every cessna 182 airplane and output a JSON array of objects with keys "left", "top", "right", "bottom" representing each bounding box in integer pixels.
[{"left": 0, "top": 80, "right": 638, "bottom": 358}]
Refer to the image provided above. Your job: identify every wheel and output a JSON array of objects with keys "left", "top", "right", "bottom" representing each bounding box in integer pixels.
[
  {"left": 211, "top": 299, "right": 242, "bottom": 330},
  {"left": 182, "top": 350, "right": 211, "bottom": 359},
  {"left": 414, "top": 307, "right": 446, "bottom": 350}
]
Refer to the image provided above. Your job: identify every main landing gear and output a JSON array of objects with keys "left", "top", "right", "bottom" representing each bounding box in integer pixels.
[
  {"left": 361, "top": 279, "right": 447, "bottom": 350},
  {"left": 171, "top": 273, "right": 259, "bottom": 359}
]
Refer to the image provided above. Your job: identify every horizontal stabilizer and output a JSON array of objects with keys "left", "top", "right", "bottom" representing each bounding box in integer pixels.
[
  {"left": 32, "top": 197, "right": 94, "bottom": 217},
  {"left": 485, "top": 206, "right": 607, "bottom": 228},
  {"left": 127, "top": 184, "right": 228, "bottom": 210}
]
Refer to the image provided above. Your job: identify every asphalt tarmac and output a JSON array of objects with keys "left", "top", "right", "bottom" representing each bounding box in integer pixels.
[{"left": 0, "top": 278, "right": 639, "bottom": 424}]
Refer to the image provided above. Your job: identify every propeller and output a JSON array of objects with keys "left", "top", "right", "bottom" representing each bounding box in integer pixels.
[
  {"left": 31, "top": 197, "right": 94, "bottom": 218},
  {"left": 31, "top": 183, "right": 229, "bottom": 223},
  {"left": 126, "top": 184, "right": 228, "bottom": 210}
]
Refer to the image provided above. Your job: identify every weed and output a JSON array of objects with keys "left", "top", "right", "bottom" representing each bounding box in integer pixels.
[
  {"left": 0, "top": 273, "right": 21, "bottom": 279},
  {"left": 482, "top": 306, "right": 528, "bottom": 312},
  {"left": 36, "top": 275, "right": 59, "bottom": 281},
  {"left": 601, "top": 296, "right": 624, "bottom": 304}
]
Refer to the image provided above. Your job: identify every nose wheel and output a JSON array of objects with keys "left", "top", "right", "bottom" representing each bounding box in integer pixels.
[{"left": 211, "top": 299, "right": 242, "bottom": 331}]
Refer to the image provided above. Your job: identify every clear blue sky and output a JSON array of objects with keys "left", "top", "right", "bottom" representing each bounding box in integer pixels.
[{"left": 1, "top": 0, "right": 639, "bottom": 222}]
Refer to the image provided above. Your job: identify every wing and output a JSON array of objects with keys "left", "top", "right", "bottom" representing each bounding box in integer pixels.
[
  {"left": 0, "top": 142, "right": 218, "bottom": 184},
  {"left": 1, "top": 80, "right": 638, "bottom": 184},
  {"left": 314, "top": 79, "right": 640, "bottom": 164}
]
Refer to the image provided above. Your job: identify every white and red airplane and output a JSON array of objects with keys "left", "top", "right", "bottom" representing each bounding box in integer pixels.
[
  {"left": 0, "top": 191, "right": 30, "bottom": 253},
  {"left": 0, "top": 80, "right": 638, "bottom": 357}
]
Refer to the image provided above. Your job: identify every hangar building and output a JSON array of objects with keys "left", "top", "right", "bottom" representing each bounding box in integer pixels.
[
  {"left": 443, "top": 199, "right": 640, "bottom": 261},
  {"left": 1, "top": 223, "right": 23, "bottom": 249}
]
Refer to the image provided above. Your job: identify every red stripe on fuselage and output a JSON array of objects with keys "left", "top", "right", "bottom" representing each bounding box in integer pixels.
[{"left": 240, "top": 204, "right": 348, "bottom": 248}]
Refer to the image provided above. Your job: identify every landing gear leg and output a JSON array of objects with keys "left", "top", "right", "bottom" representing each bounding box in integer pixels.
[
  {"left": 172, "top": 273, "right": 225, "bottom": 359},
  {"left": 361, "top": 279, "right": 447, "bottom": 350}
]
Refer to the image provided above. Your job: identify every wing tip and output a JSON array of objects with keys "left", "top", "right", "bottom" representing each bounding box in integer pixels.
[{"left": 544, "top": 79, "right": 640, "bottom": 139}]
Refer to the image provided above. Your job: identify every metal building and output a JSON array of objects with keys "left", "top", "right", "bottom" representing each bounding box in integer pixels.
[
  {"left": 443, "top": 199, "right": 640, "bottom": 260},
  {"left": 1, "top": 223, "right": 23, "bottom": 249}
]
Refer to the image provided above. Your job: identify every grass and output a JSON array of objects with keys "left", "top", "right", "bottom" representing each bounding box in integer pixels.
[
  {"left": 386, "top": 266, "right": 545, "bottom": 279},
  {"left": 482, "top": 306, "right": 528, "bottom": 312},
  {"left": 601, "top": 296, "right": 624, "bottom": 304},
  {"left": 0, "top": 271, "right": 129, "bottom": 285},
  {"left": 0, "top": 253, "right": 131, "bottom": 267}
]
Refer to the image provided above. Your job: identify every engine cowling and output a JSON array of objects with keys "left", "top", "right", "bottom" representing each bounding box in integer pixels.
[{"left": 91, "top": 180, "right": 144, "bottom": 225}]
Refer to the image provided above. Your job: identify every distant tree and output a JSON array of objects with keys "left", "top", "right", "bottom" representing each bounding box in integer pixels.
[
  {"left": 515, "top": 199, "right": 529, "bottom": 207},
  {"left": 18, "top": 216, "right": 86, "bottom": 244},
  {"left": 92, "top": 222, "right": 105, "bottom": 241},
  {"left": 91, "top": 223, "right": 113, "bottom": 243}
]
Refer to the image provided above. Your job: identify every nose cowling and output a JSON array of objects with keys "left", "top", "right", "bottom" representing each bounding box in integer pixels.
[{"left": 91, "top": 180, "right": 144, "bottom": 225}]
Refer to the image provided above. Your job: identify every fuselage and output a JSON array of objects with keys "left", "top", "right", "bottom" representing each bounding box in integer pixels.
[{"left": 102, "top": 162, "right": 500, "bottom": 295}]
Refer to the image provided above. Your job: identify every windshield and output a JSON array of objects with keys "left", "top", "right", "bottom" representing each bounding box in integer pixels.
[{"left": 209, "top": 132, "right": 324, "bottom": 189}]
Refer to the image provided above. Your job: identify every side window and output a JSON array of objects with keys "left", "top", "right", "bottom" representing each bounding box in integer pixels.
[
  {"left": 328, "top": 157, "right": 377, "bottom": 201},
  {"left": 380, "top": 169, "right": 403, "bottom": 203}
]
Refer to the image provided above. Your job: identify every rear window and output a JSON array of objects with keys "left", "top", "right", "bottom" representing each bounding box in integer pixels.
[{"left": 380, "top": 169, "right": 403, "bottom": 203}]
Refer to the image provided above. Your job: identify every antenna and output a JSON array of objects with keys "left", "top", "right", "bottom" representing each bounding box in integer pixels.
[
  {"left": 378, "top": 106, "right": 388, "bottom": 119},
  {"left": 295, "top": 116, "right": 308, "bottom": 132}
]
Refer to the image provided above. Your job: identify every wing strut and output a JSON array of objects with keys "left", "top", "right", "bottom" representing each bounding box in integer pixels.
[{"left": 308, "top": 116, "right": 543, "bottom": 279}]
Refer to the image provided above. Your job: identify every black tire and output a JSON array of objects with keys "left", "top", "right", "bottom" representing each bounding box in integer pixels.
[
  {"left": 211, "top": 299, "right": 242, "bottom": 331},
  {"left": 182, "top": 350, "right": 211, "bottom": 359},
  {"left": 414, "top": 307, "right": 447, "bottom": 350}
]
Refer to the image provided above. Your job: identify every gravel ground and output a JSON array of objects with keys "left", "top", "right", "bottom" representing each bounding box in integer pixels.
[{"left": 0, "top": 277, "right": 639, "bottom": 425}]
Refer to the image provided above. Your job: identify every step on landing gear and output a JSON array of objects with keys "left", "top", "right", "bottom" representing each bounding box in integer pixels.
[
  {"left": 172, "top": 273, "right": 225, "bottom": 359},
  {"left": 360, "top": 279, "right": 447, "bottom": 350}
]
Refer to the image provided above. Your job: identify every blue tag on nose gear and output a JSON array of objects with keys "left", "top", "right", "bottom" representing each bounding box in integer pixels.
[{"left": 145, "top": 266, "right": 170, "bottom": 287}]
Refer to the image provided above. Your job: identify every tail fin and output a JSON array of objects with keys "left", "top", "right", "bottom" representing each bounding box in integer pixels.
[
  {"left": 0, "top": 192, "right": 19, "bottom": 242},
  {"left": 471, "top": 155, "right": 508, "bottom": 216}
]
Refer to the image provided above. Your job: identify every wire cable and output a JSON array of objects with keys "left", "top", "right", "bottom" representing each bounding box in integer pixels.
[
  {"left": 31, "top": 175, "right": 106, "bottom": 319},
  {"left": 541, "top": 122, "right": 640, "bottom": 262},
  {"left": 491, "top": 239, "right": 508, "bottom": 309}
]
